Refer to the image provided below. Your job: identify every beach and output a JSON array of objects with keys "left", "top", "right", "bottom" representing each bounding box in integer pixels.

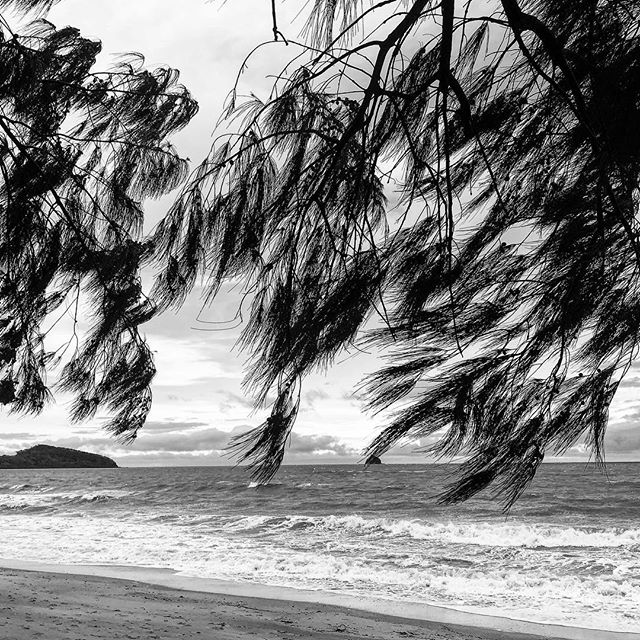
[
  {"left": 1, "top": 464, "right": 639, "bottom": 635},
  {"left": 0, "top": 564, "right": 580, "bottom": 640}
]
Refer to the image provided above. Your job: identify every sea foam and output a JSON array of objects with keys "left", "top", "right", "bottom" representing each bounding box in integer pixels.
[
  {"left": 1, "top": 464, "right": 638, "bottom": 633},
  {"left": 221, "top": 513, "right": 640, "bottom": 549}
]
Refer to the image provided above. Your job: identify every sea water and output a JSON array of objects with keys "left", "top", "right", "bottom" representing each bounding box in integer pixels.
[{"left": 0, "top": 463, "right": 638, "bottom": 632}]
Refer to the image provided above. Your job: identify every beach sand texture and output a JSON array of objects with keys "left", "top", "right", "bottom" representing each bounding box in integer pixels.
[{"left": 0, "top": 566, "right": 561, "bottom": 640}]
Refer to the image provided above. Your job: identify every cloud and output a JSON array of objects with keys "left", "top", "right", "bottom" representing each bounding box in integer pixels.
[
  {"left": 23, "top": 423, "right": 359, "bottom": 465},
  {"left": 303, "top": 389, "right": 330, "bottom": 409},
  {"left": 142, "top": 420, "right": 208, "bottom": 433},
  {"left": 150, "top": 335, "right": 242, "bottom": 387},
  {"left": 218, "top": 392, "right": 255, "bottom": 413},
  {"left": 287, "top": 432, "right": 358, "bottom": 457},
  {"left": 617, "top": 361, "right": 640, "bottom": 388},
  {"left": 341, "top": 390, "right": 366, "bottom": 407},
  {"left": 604, "top": 424, "right": 640, "bottom": 454},
  {"left": 0, "top": 433, "right": 48, "bottom": 455},
  {"left": 0, "top": 432, "right": 39, "bottom": 441},
  {"left": 46, "top": 424, "right": 232, "bottom": 456}
]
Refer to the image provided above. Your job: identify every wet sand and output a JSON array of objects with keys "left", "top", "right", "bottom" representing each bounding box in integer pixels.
[{"left": 0, "top": 565, "right": 563, "bottom": 640}]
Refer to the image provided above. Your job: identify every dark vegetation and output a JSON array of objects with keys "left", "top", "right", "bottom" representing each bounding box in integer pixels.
[
  {"left": 0, "top": 444, "right": 117, "bottom": 468},
  {"left": 0, "top": 0, "right": 196, "bottom": 441},
  {"left": 1, "top": 0, "right": 639, "bottom": 505}
]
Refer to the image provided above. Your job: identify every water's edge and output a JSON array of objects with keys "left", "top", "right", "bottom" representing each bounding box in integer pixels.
[
  {"left": 1, "top": 557, "right": 637, "bottom": 640},
  {"left": 3, "top": 465, "right": 639, "bottom": 632}
]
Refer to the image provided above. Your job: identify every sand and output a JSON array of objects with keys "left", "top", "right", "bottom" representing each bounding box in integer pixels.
[
  {"left": 0, "top": 567, "right": 536, "bottom": 640},
  {"left": 0, "top": 564, "right": 636, "bottom": 640}
]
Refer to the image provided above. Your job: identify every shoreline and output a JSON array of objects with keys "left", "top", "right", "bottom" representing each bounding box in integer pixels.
[{"left": 2, "top": 558, "right": 638, "bottom": 640}]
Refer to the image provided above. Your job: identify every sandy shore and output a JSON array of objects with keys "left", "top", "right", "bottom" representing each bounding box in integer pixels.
[
  {"left": 1, "top": 563, "right": 637, "bottom": 640},
  {"left": 0, "top": 565, "right": 558, "bottom": 640}
]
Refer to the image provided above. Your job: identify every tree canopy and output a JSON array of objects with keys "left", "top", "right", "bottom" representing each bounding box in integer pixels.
[
  {"left": 153, "top": 0, "right": 640, "bottom": 505},
  {"left": 0, "top": 1, "right": 197, "bottom": 439},
  {"left": 3, "top": 0, "right": 640, "bottom": 506}
]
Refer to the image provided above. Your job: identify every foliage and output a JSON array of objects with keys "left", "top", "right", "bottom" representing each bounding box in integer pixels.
[
  {"left": 155, "top": 0, "right": 640, "bottom": 505},
  {"left": 0, "top": 2, "right": 197, "bottom": 439}
]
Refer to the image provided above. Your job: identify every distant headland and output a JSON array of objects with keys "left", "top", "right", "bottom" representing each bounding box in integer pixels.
[
  {"left": 0, "top": 445, "right": 118, "bottom": 469},
  {"left": 365, "top": 454, "right": 382, "bottom": 465}
]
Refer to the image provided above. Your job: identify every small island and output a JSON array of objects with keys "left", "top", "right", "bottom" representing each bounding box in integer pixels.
[
  {"left": 0, "top": 444, "right": 118, "bottom": 469},
  {"left": 365, "top": 454, "right": 382, "bottom": 465}
]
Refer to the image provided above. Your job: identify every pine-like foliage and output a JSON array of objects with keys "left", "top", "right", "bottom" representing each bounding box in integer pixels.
[
  {"left": 156, "top": 0, "right": 640, "bottom": 504},
  {"left": 0, "top": 5, "right": 197, "bottom": 439}
]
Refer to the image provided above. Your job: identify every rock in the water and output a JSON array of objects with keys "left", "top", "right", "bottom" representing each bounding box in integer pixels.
[
  {"left": 365, "top": 454, "right": 382, "bottom": 465},
  {"left": 0, "top": 444, "right": 118, "bottom": 469}
]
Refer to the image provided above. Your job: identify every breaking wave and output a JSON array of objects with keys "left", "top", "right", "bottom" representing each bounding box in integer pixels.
[
  {"left": 1, "top": 463, "right": 639, "bottom": 632},
  {"left": 0, "top": 490, "right": 133, "bottom": 511},
  {"left": 223, "top": 513, "right": 640, "bottom": 549}
]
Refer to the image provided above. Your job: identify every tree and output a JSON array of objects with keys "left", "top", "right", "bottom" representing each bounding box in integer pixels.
[
  {"left": 0, "top": 2, "right": 197, "bottom": 438},
  {"left": 152, "top": 0, "right": 640, "bottom": 505},
  {"left": 4, "top": 1, "right": 639, "bottom": 507}
]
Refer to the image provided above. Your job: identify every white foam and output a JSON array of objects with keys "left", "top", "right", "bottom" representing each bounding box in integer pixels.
[
  {"left": 1, "top": 511, "right": 638, "bottom": 632},
  {"left": 222, "top": 513, "right": 640, "bottom": 549},
  {"left": 0, "top": 489, "right": 133, "bottom": 510}
]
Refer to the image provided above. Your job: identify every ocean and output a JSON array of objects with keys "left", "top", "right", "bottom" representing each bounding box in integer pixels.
[{"left": 0, "top": 463, "right": 638, "bottom": 633}]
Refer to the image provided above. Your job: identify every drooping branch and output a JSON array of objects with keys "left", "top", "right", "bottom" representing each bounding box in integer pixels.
[{"left": 0, "top": 10, "right": 198, "bottom": 439}]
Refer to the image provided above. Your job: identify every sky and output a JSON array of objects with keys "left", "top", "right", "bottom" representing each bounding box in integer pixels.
[{"left": 1, "top": 1, "right": 639, "bottom": 466}]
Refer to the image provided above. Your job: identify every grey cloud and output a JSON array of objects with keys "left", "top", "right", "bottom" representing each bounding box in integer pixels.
[
  {"left": 47, "top": 425, "right": 359, "bottom": 460},
  {"left": 341, "top": 390, "right": 366, "bottom": 406},
  {"left": 112, "top": 452, "right": 227, "bottom": 466},
  {"left": 0, "top": 432, "right": 39, "bottom": 440},
  {"left": 559, "top": 419, "right": 640, "bottom": 457},
  {"left": 618, "top": 361, "right": 640, "bottom": 388},
  {"left": 287, "top": 433, "right": 358, "bottom": 457},
  {"left": 617, "top": 378, "right": 640, "bottom": 389},
  {"left": 303, "top": 389, "right": 330, "bottom": 409},
  {"left": 604, "top": 425, "right": 640, "bottom": 453},
  {"left": 131, "top": 428, "right": 231, "bottom": 452},
  {"left": 387, "top": 444, "right": 427, "bottom": 457},
  {"left": 49, "top": 426, "right": 232, "bottom": 456},
  {"left": 0, "top": 433, "right": 45, "bottom": 456},
  {"left": 218, "top": 392, "right": 255, "bottom": 412},
  {"left": 604, "top": 406, "right": 640, "bottom": 454},
  {"left": 142, "top": 420, "right": 208, "bottom": 433}
]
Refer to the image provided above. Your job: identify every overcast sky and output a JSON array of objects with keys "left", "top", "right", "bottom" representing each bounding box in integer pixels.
[{"left": 1, "top": 1, "right": 639, "bottom": 466}]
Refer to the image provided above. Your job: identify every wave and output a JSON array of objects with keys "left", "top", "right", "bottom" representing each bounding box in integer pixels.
[
  {"left": 2, "top": 510, "right": 638, "bottom": 633},
  {"left": 0, "top": 490, "right": 133, "bottom": 511},
  {"left": 4, "top": 509, "right": 639, "bottom": 632},
  {"left": 247, "top": 481, "right": 284, "bottom": 489},
  {"left": 7, "top": 483, "right": 35, "bottom": 491},
  {"left": 222, "top": 513, "right": 640, "bottom": 549},
  {"left": 172, "top": 539, "right": 640, "bottom": 632},
  {"left": 1, "top": 483, "right": 55, "bottom": 493}
]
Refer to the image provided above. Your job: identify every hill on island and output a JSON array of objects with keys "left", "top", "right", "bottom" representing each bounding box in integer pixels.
[{"left": 0, "top": 445, "right": 118, "bottom": 469}]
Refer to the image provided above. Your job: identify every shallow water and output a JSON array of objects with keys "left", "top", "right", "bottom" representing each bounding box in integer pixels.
[{"left": 0, "top": 463, "right": 638, "bottom": 632}]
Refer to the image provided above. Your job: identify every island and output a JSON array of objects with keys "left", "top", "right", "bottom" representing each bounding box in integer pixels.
[
  {"left": 0, "top": 444, "right": 118, "bottom": 469},
  {"left": 365, "top": 454, "right": 382, "bottom": 465}
]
